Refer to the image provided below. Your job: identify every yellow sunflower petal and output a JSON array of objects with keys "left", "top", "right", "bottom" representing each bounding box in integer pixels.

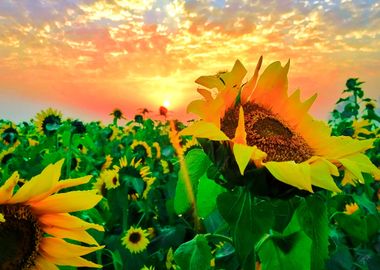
[
  {"left": 195, "top": 75, "right": 225, "bottom": 91},
  {"left": 309, "top": 160, "right": 341, "bottom": 192},
  {"left": 323, "top": 137, "right": 375, "bottom": 159},
  {"left": 219, "top": 59, "right": 247, "bottom": 89},
  {"left": 241, "top": 56, "right": 263, "bottom": 103},
  {"left": 39, "top": 213, "right": 104, "bottom": 231},
  {"left": 43, "top": 226, "right": 99, "bottom": 246},
  {"left": 35, "top": 257, "right": 59, "bottom": 270},
  {"left": 251, "top": 60, "right": 289, "bottom": 108},
  {"left": 233, "top": 144, "right": 256, "bottom": 175},
  {"left": 30, "top": 191, "right": 102, "bottom": 214},
  {"left": 0, "top": 171, "right": 19, "bottom": 204},
  {"left": 187, "top": 99, "right": 208, "bottom": 118},
  {"left": 341, "top": 153, "right": 380, "bottom": 180},
  {"left": 179, "top": 121, "right": 229, "bottom": 141},
  {"left": 54, "top": 175, "right": 93, "bottom": 192},
  {"left": 265, "top": 161, "right": 313, "bottom": 192},
  {"left": 338, "top": 158, "right": 365, "bottom": 184},
  {"left": 41, "top": 251, "right": 102, "bottom": 268},
  {"left": 197, "top": 88, "right": 213, "bottom": 101},
  {"left": 232, "top": 106, "right": 246, "bottom": 145},
  {"left": 40, "top": 237, "right": 103, "bottom": 258},
  {"left": 8, "top": 159, "right": 64, "bottom": 204}
]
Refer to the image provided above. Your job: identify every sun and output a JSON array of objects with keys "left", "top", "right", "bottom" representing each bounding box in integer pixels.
[{"left": 163, "top": 100, "right": 171, "bottom": 108}]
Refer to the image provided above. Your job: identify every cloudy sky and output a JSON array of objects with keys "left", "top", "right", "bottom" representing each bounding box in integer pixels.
[{"left": 0, "top": 0, "right": 379, "bottom": 122}]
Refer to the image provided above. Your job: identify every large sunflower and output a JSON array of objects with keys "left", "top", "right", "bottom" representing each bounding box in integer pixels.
[
  {"left": 35, "top": 108, "right": 62, "bottom": 136},
  {"left": 180, "top": 57, "right": 380, "bottom": 192},
  {"left": 0, "top": 160, "right": 104, "bottom": 269}
]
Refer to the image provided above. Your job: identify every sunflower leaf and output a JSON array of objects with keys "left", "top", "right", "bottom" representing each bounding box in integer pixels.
[
  {"left": 196, "top": 174, "right": 226, "bottom": 218},
  {"left": 296, "top": 195, "right": 329, "bottom": 270},
  {"left": 174, "top": 149, "right": 211, "bottom": 214},
  {"left": 174, "top": 234, "right": 212, "bottom": 270},
  {"left": 217, "top": 188, "right": 274, "bottom": 265}
]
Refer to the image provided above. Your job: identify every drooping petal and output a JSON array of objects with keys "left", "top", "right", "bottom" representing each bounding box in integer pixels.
[
  {"left": 265, "top": 161, "right": 313, "bottom": 192},
  {"left": 30, "top": 191, "right": 102, "bottom": 214},
  {"left": 338, "top": 158, "right": 365, "bottom": 184},
  {"left": 0, "top": 171, "right": 19, "bottom": 204},
  {"left": 187, "top": 99, "right": 208, "bottom": 118},
  {"left": 41, "top": 252, "right": 102, "bottom": 268},
  {"left": 341, "top": 153, "right": 380, "bottom": 180},
  {"left": 34, "top": 257, "right": 59, "bottom": 270},
  {"left": 8, "top": 159, "right": 64, "bottom": 204},
  {"left": 233, "top": 144, "right": 257, "bottom": 175},
  {"left": 40, "top": 237, "right": 103, "bottom": 258},
  {"left": 309, "top": 159, "right": 341, "bottom": 192},
  {"left": 43, "top": 226, "right": 99, "bottom": 246},
  {"left": 39, "top": 213, "right": 104, "bottom": 231},
  {"left": 179, "top": 121, "right": 230, "bottom": 141}
]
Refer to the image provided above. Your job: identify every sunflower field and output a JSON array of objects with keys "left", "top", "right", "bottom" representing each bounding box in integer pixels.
[{"left": 1, "top": 58, "right": 380, "bottom": 270}]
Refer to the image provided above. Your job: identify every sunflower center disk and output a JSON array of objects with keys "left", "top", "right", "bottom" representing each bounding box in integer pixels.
[
  {"left": 221, "top": 102, "right": 313, "bottom": 163},
  {"left": 129, "top": 232, "right": 142, "bottom": 243},
  {"left": 0, "top": 204, "right": 42, "bottom": 270}
]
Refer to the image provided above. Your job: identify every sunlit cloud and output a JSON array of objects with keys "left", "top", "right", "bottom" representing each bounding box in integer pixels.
[{"left": 0, "top": 0, "right": 379, "bottom": 121}]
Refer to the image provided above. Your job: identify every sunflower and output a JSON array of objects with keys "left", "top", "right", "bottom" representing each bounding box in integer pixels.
[
  {"left": 0, "top": 160, "right": 104, "bottom": 269},
  {"left": 121, "top": 226, "right": 150, "bottom": 254},
  {"left": 182, "top": 137, "right": 200, "bottom": 154},
  {"left": 99, "top": 169, "right": 120, "bottom": 190},
  {"left": 115, "top": 156, "right": 156, "bottom": 199},
  {"left": 130, "top": 140, "right": 153, "bottom": 159},
  {"left": 0, "top": 123, "right": 19, "bottom": 146},
  {"left": 0, "top": 146, "right": 16, "bottom": 166},
  {"left": 180, "top": 57, "right": 380, "bottom": 193},
  {"left": 35, "top": 108, "right": 62, "bottom": 136}
]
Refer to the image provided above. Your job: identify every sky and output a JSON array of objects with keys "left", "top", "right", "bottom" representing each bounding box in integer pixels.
[{"left": 0, "top": 0, "right": 379, "bottom": 123}]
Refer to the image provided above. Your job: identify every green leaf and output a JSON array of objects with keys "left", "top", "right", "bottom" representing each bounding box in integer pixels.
[
  {"left": 334, "top": 212, "right": 380, "bottom": 243},
  {"left": 174, "top": 234, "right": 212, "bottom": 270},
  {"left": 217, "top": 188, "right": 274, "bottom": 265},
  {"left": 296, "top": 196, "right": 329, "bottom": 270},
  {"left": 196, "top": 174, "right": 226, "bottom": 218},
  {"left": 259, "top": 213, "right": 312, "bottom": 270},
  {"left": 174, "top": 149, "right": 211, "bottom": 214},
  {"left": 326, "top": 245, "right": 353, "bottom": 270}
]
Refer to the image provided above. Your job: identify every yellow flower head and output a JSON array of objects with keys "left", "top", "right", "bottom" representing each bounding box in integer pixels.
[
  {"left": 0, "top": 160, "right": 104, "bottom": 269},
  {"left": 0, "top": 146, "right": 16, "bottom": 166},
  {"left": 121, "top": 226, "right": 150, "bottom": 254},
  {"left": 35, "top": 108, "right": 62, "bottom": 136},
  {"left": 0, "top": 213, "right": 5, "bottom": 223},
  {"left": 0, "top": 123, "right": 19, "bottom": 146},
  {"left": 141, "top": 265, "right": 155, "bottom": 270},
  {"left": 99, "top": 169, "right": 120, "bottom": 190},
  {"left": 180, "top": 57, "right": 380, "bottom": 192},
  {"left": 131, "top": 140, "right": 153, "bottom": 159},
  {"left": 344, "top": 202, "right": 359, "bottom": 215},
  {"left": 115, "top": 157, "right": 156, "bottom": 199},
  {"left": 182, "top": 137, "right": 200, "bottom": 154}
]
